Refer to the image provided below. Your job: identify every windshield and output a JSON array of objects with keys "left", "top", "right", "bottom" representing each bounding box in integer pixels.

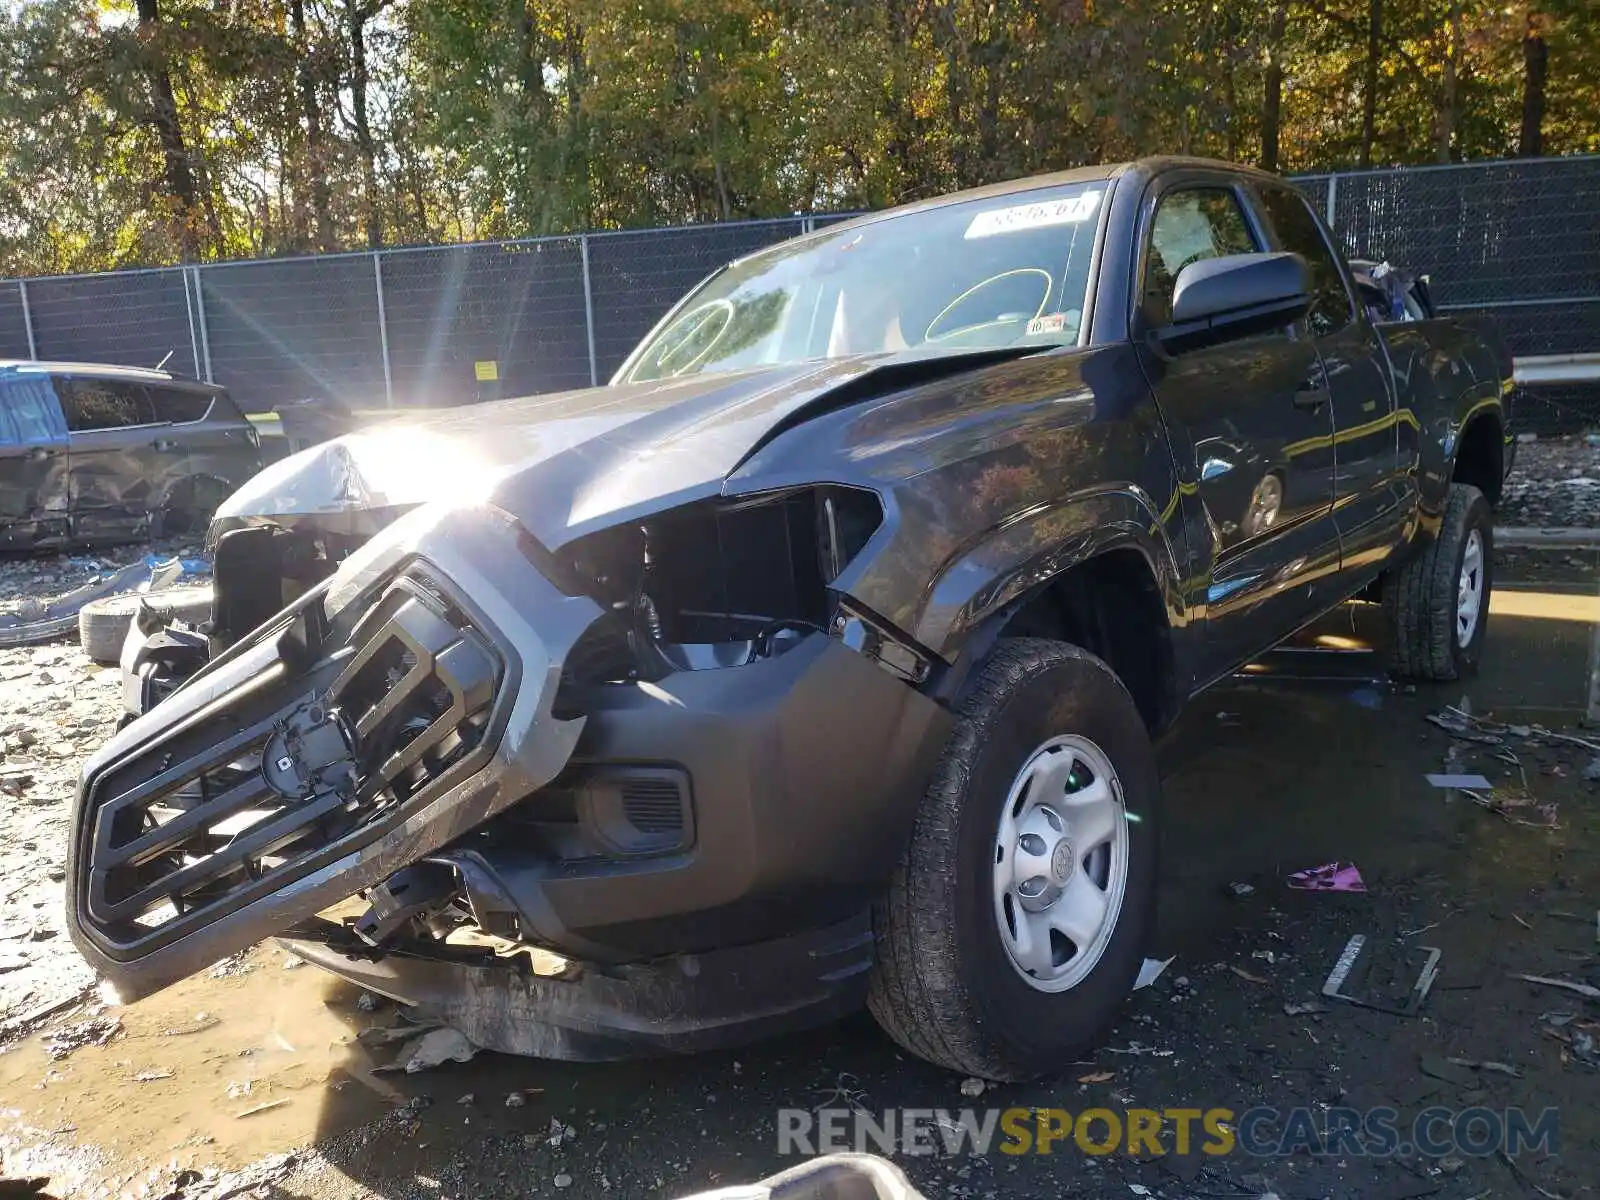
[{"left": 620, "top": 182, "right": 1107, "bottom": 383}]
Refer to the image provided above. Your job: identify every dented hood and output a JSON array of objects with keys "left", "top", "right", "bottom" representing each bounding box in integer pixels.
[{"left": 212, "top": 348, "right": 1033, "bottom": 550}]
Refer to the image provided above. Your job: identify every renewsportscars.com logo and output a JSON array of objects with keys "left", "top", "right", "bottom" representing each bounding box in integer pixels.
[{"left": 778, "top": 1106, "right": 1560, "bottom": 1159}]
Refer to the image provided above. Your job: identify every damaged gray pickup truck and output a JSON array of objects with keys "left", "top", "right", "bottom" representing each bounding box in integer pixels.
[{"left": 66, "top": 157, "right": 1512, "bottom": 1081}]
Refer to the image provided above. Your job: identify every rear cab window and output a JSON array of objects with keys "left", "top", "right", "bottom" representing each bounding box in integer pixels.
[{"left": 56, "top": 377, "right": 158, "bottom": 432}]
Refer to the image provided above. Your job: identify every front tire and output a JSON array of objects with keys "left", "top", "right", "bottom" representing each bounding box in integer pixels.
[
  {"left": 1385, "top": 483, "right": 1493, "bottom": 681},
  {"left": 867, "top": 638, "right": 1159, "bottom": 1081}
]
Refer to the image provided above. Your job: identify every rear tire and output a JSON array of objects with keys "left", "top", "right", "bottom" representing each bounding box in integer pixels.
[
  {"left": 867, "top": 638, "right": 1159, "bottom": 1081},
  {"left": 1384, "top": 483, "right": 1492, "bottom": 682}
]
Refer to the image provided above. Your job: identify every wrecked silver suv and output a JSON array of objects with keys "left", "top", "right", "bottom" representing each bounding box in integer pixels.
[{"left": 67, "top": 158, "right": 1511, "bottom": 1080}]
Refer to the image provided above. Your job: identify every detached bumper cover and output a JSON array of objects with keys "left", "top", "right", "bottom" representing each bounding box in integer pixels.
[{"left": 67, "top": 507, "right": 602, "bottom": 1000}]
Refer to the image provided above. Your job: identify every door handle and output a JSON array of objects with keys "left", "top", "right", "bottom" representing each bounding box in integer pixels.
[
  {"left": 1292, "top": 385, "right": 1329, "bottom": 412},
  {"left": 151, "top": 437, "right": 178, "bottom": 451},
  {"left": 27, "top": 446, "right": 54, "bottom": 462}
]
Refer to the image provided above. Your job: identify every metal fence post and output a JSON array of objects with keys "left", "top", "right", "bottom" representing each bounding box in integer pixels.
[
  {"left": 16, "top": 279, "right": 37, "bottom": 360},
  {"left": 1325, "top": 174, "right": 1339, "bottom": 229},
  {"left": 190, "top": 266, "right": 214, "bottom": 382},
  {"left": 580, "top": 234, "right": 599, "bottom": 387},
  {"left": 182, "top": 269, "right": 201, "bottom": 379},
  {"left": 373, "top": 250, "right": 394, "bottom": 407}
]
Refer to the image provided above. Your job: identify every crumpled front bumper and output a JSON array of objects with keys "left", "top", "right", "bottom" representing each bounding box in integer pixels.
[
  {"left": 66, "top": 505, "right": 602, "bottom": 1001},
  {"left": 68, "top": 498, "right": 953, "bottom": 1023}
]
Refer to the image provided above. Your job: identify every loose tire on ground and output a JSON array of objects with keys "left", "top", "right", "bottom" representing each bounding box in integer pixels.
[
  {"left": 867, "top": 638, "right": 1159, "bottom": 1081},
  {"left": 1384, "top": 482, "right": 1493, "bottom": 682},
  {"left": 79, "top": 585, "right": 214, "bottom": 664}
]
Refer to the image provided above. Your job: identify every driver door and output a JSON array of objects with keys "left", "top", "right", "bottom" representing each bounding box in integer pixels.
[{"left": 1132, "top": 173, "right": 1340, "bottom": 684}]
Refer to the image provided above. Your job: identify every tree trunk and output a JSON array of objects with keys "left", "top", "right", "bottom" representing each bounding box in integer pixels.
[
  {"left": 135, "top": 0, "right": 201, "bottom": 259},
  {"left": 1519, "top": 10, "right": 1546, "bottom": 157},
  {"left": 291, "top": 0, "right": 336, "bottom": 251},
  {"left": 1360, "top": 0, "right": 1381, "bottom": 167},
  {"left": 1436, "top": 0, "right": 1462, "bottom": 163},
  {"left": 1259, "top": 2, "right": 1289, "bottom": 172},
  {"left": 347, "top": 1, "right": 383, "bottom": 249}
]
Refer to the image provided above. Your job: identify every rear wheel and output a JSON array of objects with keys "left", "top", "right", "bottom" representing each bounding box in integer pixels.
[
  {"left": 1385, "top": 483, "right": 1493, "bottom": 681},
  {"left": 867, "top": 638, "right": 1159, "bottom": 1080}
]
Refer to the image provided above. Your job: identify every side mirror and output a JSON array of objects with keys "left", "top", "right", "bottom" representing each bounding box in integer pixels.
[{"left": 1159, "top": 251, "right": 1312, "bottom": 349}]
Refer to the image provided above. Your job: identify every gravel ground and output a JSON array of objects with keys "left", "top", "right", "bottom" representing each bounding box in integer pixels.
[{"left": 1500, "top": 435, "right": 1600, "bottom": 529}]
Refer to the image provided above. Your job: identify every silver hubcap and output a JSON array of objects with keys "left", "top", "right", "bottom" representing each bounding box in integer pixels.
[
  {"left": 1457, "top": 529, "right": 1484, "bottom": 647},
  {"left": 992, "top": 735, "right": 1129, "bottom": 993}
]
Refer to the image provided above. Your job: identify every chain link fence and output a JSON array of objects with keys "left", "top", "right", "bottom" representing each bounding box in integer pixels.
[{"left": 1, "top": 156, "right": 1596, "bottom": 430}]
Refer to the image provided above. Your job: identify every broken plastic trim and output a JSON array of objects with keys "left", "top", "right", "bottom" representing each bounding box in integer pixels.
[{"left": 831, "top": 598, "right": 934, "bottom": 685}]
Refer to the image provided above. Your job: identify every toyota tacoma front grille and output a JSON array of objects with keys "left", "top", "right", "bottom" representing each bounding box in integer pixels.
[{"left": 79, "top": 573, "right": 504, "bottom": 957}]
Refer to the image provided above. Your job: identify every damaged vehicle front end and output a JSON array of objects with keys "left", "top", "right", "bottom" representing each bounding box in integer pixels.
[{"left": 71, "top": 348, "right": 994, "bottom": 1057}]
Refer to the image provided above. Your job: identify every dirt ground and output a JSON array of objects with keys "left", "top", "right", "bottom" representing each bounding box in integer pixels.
[{"left": 1, "top": 545, "right": 1597, "bottom": 1199}]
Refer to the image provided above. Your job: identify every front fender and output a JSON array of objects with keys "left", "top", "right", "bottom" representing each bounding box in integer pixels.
[{"left": 909, "top": 486, "right": 1187, "bottom": 660}]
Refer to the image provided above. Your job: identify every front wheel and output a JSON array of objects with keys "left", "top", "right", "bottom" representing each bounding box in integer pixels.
[
  {"left": 1385, "top": 483, "right": 1493, "bottom": 682},
  {"left": 867, "top": 639, "right": 1159, "bottom": 1081}
]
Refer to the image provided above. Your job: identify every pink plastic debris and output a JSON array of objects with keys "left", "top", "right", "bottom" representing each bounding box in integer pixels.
[{"left": 1287, "top": 862, "right": 1367, "bottom": 893}]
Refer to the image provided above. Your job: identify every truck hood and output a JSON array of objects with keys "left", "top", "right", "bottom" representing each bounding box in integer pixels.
[{"left": 212, "top": 348, "right": 1036, "bottom": 550}]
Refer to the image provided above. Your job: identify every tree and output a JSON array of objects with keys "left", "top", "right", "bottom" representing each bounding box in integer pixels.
[{"left": 0, "top": 0, "right": 1594, "bottom": 279}]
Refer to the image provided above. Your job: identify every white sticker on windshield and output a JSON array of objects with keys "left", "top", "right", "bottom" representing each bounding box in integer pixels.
[{"left": 964, "top": 190, "right": 1103, "bottom": 239}]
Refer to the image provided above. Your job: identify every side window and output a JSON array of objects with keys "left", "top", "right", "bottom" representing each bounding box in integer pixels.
[
  {"left": 1141, "top": 188, "right": 1258, "bottom": 326},
  {"left": 57, "top": 379, "right": 157, "bottom": 432},
  {"left": 0, "top": 378, "right": 67, "bottom": 444},
  {"left": 149, "top": 387, "right": 214, "bottom": 424},
  {"left": 1258, "top": 187, "right": 1355, "bottom": 336}
]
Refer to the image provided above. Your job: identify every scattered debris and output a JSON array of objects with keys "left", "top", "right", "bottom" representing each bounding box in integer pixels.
[
  {"left": 1283, "top": 1001, "right": 1326, "bottom": 1016},
  {"left": 378, "top": 1026, "right": 480, "bottom": 1074},
  {"left": 234, "top": 1098, "right": 290, "bottom": 1119},
  {"left": 1230, "top": 965, "right": 1270, "bottom": 985},
  {"left": 1460, "top": 786, "right": 1559, "bottom": 829},
  {"left": 1323, "top": 935, "right": 1441, "bottom": 1016},
  {"left": 1077, "top": 1071, "right": 1115, "bottom": 1084},
  {"left": 457, "top": 1093, "right": 475, "bottom": 1105},
  {"left": 554, "top": 1175, "right": 574, "bottom": 1190},
  {"left": 959, "top": 1077, "right": 987, "bottom": 1098},
  {"left": 1419, "top": 1055, "right": 1478, "bottom": 1086},
  {"left": 41, "top": 1015, "right": 121, "bottom": 1060},
  {"left": 1512, "top": 973, "right": 1600, "bottom": 1001},
  {"left": 1134, "top": 956, "right": 1174, "bottom": 990},
  {"left": 1288, "top": 862, "right": 1367, "bottom": 892},
  {"left": 355, "top": 992, "right": 381, "bottom": 1013},
  {"left": 163, "top": 1013, "right": 220, "bottom": 1037},
  {"left": 546, "top": 1118, "right": 576, "bottom": 1148},
  {"left": 1446, "top": 1057, "right": 1523, "bottom": 1077},
  {"left": 134, "top": 1068, "right": 175, "bottom": 1082},
  {"left": 1104, "top": 1042, "right": 1175, "bottom": 1057},
  {"left": 1426, "top": 708, "right": 1503, "bottom": 745},
  {"left": 1225, "top": 881, "right": 1257, "bottom": 900},
  {"left": 506, "top": 1091, "right": 528, "bottom": 1108},
  {"left": 1426, "top": 773, "right": 1493, "bottom": 789}
]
